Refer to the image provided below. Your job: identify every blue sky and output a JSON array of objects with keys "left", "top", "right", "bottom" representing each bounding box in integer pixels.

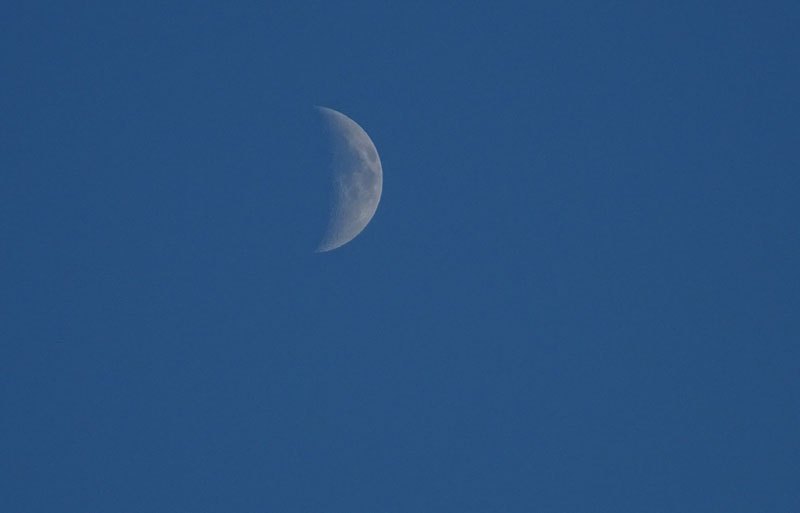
[{"left": 2, "top": 2, "right": 799, "bottom": 511}]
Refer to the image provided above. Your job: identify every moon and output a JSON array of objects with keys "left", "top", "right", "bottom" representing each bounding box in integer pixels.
[{"left": 315, "top": 106, "right": 383, "bottom": 252}]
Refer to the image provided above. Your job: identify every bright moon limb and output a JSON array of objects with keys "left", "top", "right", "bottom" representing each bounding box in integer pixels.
[{"left": 315, "top": 107, "right": 383, "bottom": 253}]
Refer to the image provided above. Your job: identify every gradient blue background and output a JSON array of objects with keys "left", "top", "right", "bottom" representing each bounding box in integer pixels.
[{"left": 2, "top": 2, "right": 799, "bottom": 511}]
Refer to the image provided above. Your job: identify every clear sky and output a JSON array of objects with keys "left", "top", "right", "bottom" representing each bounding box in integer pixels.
[{"left": 2, "top": 2, "right": 799, "bottom": 512}]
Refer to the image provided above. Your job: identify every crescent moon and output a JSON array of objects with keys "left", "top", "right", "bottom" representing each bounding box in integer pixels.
[{"left": 315, "top": 106, "right": 383, "bottom": 252}]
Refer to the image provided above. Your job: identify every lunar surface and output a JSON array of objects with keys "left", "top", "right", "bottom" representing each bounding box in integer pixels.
[{"left": 315, "top": 107, "right": 383, "bottom": 252}]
